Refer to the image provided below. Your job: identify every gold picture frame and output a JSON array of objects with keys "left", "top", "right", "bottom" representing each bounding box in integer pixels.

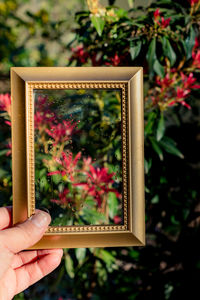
[{"left": 11, "top": 67, "right": 145, "bottom": 249}]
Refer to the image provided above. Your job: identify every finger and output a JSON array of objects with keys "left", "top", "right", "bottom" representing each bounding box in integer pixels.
[
  {"left": 0, "top": 206, "right": 12, "bottom": 230},
  {"left": 15, "top": 249, "right": 63, "bottom": 294},
  {"left": 12, "top": 249, "right": 62, "bottom": 269},
  {"left": 0, "top": 210, "right": 51, "bottom": 253}
]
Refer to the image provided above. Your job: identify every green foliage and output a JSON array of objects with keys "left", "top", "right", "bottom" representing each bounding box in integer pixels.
[{"left": 1, "top": 0, "right": 200, "bottom": 299}]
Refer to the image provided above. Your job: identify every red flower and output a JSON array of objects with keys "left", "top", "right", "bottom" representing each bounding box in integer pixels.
[
  {"left": 181, "top": 72, "right": 200, "bottom": 89},
  {"left": 176, "top": 87, "right": 190, "bottom": 99},
  {"left": 73, "top": 165, "right": 120, "bottom": 207},
  {"left": 192, "top": 49, "right": 200, "bottom": 69},
  {"left": 0, "top": 93, "right": 11, "bottom": 126},
  {"left": 48, "top": 151, "right": 81, "bottom": 181},
  {"left": 153, "top": 8, "right": 160, "bottom": 19},
  {"left": 156, "top": 73, "right": 175, "bottom": 92},
  {"left": 45, "top": 120, "right": 77, "bottom": 145},
  {"left": 50, "top": 188, "right": 71, "bottom": 207},
  {"left": 153, "top": 9, "right": 171, "bottom": 28},
  {"left": 190, "top": 0, "right": 199, "bottom": 6},
  {"left": 105, "top": 53, "right": 121, "bottom": 66},
  {"left": 161, "top": 16, "right": 171, "bottom": 28},
  {"left": 71, "top": 45, "right": 89, "bottom": 64},
  {"left": 0, "top": 93, "right": 11, "bottom": 116},
  {"left": 113, "top": 215, "right": 122, "bottom": 224}
]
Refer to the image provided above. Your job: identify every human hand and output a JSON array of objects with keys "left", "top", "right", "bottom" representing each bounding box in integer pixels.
[{"left": 0, "top": 207, "right": 63, "bottom": 300}]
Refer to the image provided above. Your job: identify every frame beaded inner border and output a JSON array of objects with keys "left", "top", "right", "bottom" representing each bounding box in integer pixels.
[{"left": 27, "top": 81, "right": 128, "bottom": 233}]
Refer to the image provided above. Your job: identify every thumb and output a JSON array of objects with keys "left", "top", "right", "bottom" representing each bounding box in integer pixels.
[{"left": 0, "top": 210, "right": 51, "bottom": 253}]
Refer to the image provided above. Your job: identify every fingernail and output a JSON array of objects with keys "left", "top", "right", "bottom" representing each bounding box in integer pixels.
[
  {"left": 39, "top": 207, "right": 50, "bottom": 214},
  {"left": 29, "top": 211, "right": 49, "bottom": 228}
]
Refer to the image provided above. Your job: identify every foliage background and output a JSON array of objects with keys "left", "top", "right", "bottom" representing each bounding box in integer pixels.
[{"left": 0, "top": 0, "right": 200, "bottom": 299}]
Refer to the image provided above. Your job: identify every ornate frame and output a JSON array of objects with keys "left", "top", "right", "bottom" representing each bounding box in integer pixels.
[{"left": 11, "top": 67, "right": 145, "bottom": 249}]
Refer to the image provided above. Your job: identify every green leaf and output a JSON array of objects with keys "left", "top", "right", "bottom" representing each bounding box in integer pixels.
[
  {"left": 130, "top": 40, "right": 142, "bottom": 61},
  {"left": 146, "top": 38, "right": 156, "bottom": 75},
  {"left": 108, "top": 192, "right": 118, "bottom": 219},
  {"left": 91, "top": 15, "right": 105, "bottom": 36},
  {"left": 75, "top": 248, "right": 86, "bottom": 264},
  {"left": 0, "top": 149, "right": 8, "bottom": 156},
  {"left": 144, "top": 111, "right": 157, "bottom": 137},
  {"left": 162, "top": 37, "right": 176, "bottom": 66},
  {"left": 185, "top": 25, "right": 196, "bottom": 59},
  {"left": 160, "top": 136, "right": 184, "bottom": 158},
  {"left": 65, "top": 253, "right": 74, "bottom": 279},
  {"left": 153, "top": 60, "right": 165, "bottom": 78},
  {"left": 151, "top": 195, "right": 159, "bottom": 204},
  {"left": 149, "top": 137, "right": 164, "bottom": 160},
  {"left": 144, "top": 158, "right": 152, "bottom": 174},
  {"left": 156, "top": 113, "right": 165, "bottom": 141}
]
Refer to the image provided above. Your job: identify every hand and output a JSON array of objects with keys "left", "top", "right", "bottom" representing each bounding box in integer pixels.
[{"left": 0, "top": 207, "right": 63, "bottom": 300}]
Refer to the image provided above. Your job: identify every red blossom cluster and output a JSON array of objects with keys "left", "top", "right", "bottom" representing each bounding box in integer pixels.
[
  {"left": 47, "top": 149, "right": 121, "bottom": 209},
  {"left": 153, "top": 8, "right": 171, "bottom": 28},
  {"left": 73, "top": 165, "right": 121, "bottom": 207},
  {"left": 70, "top": 45, "right": 89, "bottom": 64},
  {"left": 48, "top": 151, "right": 82, "bottom": 181},
  {"left": 152, "top": 70, "right": 200, "bottom": 110},
  {"left": 45, "top": 120, "right": 77, "bottom": 146}
]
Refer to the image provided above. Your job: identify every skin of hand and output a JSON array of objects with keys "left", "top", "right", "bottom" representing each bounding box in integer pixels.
[{"left": 0, "top": 207, "right": 63, "bottom": 300}]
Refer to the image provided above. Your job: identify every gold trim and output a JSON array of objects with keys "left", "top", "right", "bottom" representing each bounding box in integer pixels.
[{"left": 27, "top": 81, "right": 128, "bottom": 233}]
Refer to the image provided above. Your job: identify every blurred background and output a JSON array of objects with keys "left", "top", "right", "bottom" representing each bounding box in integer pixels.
[{"left": 0, "top": 0, "right": 200, "bottom": 299}]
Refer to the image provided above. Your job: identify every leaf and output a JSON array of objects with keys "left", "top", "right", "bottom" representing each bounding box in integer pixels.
[
  {"left": 185, "top": 25, "right": 196, "bottom": 60},
  {"left": 130, "top": 40, "right": 142, "bottom": 61},
  {"left": 108, "top": 192, "right": 118, "bottom": 219},
  {"left": 144, "top": 158, "right": 152, "bottom": 174},
  {"left": 75, "top": 248, "right": 86, "bottom": 265},
  {"left": 65, "top": 253, "right": 74, "bottom": 279},
  {"left": 160, "top": 136, "right": 184, "bottom": 158},
  {"left": 91, "top": 15, "right": 105, "bottom": 36},
  {"left": 146, "top": 38, "right": 156, "bottom": 75},
  {"left": 149, "top": 137, "right": 164, "bottom": 160},
  {"left": 162, "top": 37, "right": 176, "bottom": 66},
  {"left": 144, "top": 111, "right": 157, "bottom": 137},
  {"left": 156, "top": 113, "right": 165, "bottom": 141},
  {"left": 0, "top": 149, "right": 8, "bottom": 156},
  {"left": 151, "top": 195, "right": 159, "bottom": 204},
  {"left": 153, "top": 60, "right": 165, "bottom": 78}
]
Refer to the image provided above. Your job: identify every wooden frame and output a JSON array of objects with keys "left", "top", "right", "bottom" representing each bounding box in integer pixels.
[{"left": 11, "top": 67, "right": 145, "bottom": 249}]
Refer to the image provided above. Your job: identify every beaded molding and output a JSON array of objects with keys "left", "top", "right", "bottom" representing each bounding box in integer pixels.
[{"left": 27, "top": 81, "right": 128, "bottom": 233}]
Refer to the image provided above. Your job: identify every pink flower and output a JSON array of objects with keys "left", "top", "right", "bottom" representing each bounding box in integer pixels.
[
  {"left": 113, "top": 215, "right": 122, "bottom": 224},
  {"left": 48, "top": 151, "right": 81, "bottom": 181},
  {"left": 45, "top": 120, "right": 77, "bottom": 145},
  {"left": 73, "top": 165, "right": 121, "bottom": 207},
  {"left": 0, "top": 93, "right": 11, "bottom": 121}
]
